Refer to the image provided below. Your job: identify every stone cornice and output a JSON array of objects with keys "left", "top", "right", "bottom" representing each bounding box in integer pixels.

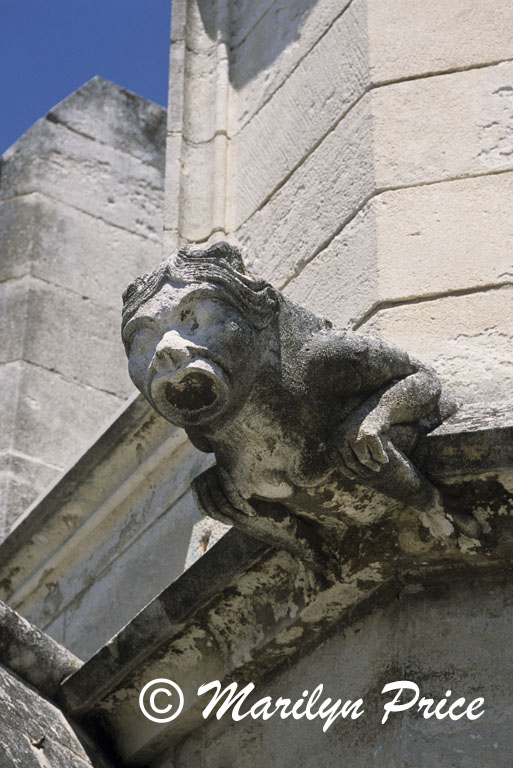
[{"left": 54, "top": 403, "right": 513, "bottom": 765}]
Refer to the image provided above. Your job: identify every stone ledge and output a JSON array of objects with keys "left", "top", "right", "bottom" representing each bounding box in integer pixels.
[
  {"left": 415, "top": 401, "right": 513, "bottom": 477},
  {"left": 0, "top": 394, "right": 177, "bottom": 597},
  {"left": 57, "top": 405, "right": 513, "bottom": 765},
  {"left": 0, "top": 601, "right": 81, "bottom": 700}
]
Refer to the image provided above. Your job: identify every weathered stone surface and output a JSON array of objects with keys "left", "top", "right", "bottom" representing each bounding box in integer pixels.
[
  {"left": 163, "top": 133, "right": 182, "bottom": 236},
  {"left": 228, "top": 0, "right": 277, "bottom": 48},
  {"left": 0, "top": 395, "right": 216, "bottom": 659},
  {"left": 368, "top": 0, "right": 513, "bottom": 83},
  {"left": 60, "top": 490, "right": 205, "bottom": 659},
  {"left": 0, "top": 453, "right": 58, "bottom": 536},
  {"left": 373, "top": 61, "right": 513, "bottom": 188},
  {"left": 1, "top": 277, "right": 132, "bottom": 397},
  {"left": 233, "top": 98, "right": 374, "bottom": 288},
  {"left": 284, "top": 201, "right": 378, "bottom": 328},
  {"left": 179, "top": 138, "right": 220, "bottom": 241},
  {"left": 370, "top": 174, "right": 513, "bottom": 302},
  {"left": 228, "top": 0, "right": 355, "bottom": 134},
  {"left": 1, "top": 118, "right": 163, "bottom": 240},
  {"left": 7, "top": 360, "right": 123, "bottom": 470},
  {"left": 48, "top": 76, "right": 166, "bottom": 170},
  {"left": 182, "top": 46, "right": 223, "bottom": 144},
  {"left": 361, "top": 286, "right": 513, "bottom": 404},
  {"left": 59, "top": 438, "right": 513, "bottom": 765},
  {"left": 0, "top": 77, "right": 166, "bottom": 531},
  {"left": 0, "top": 194, "right": 163, "bottom": 308},
  {"left": 0, "top": 280, "right": 27, "bottom": 363},
  {"left": 0, "top": 601, "right": 115, "bottom": 768},
  {"left": 0, "top": 664, "right": 115, "bottom": 768},
  {"left": 0, "top": 364, "right": 21, "bottom": 454},
  {"left": 287, "top": 172, "right": 513, "bottom": 327},
  {"left": 167, "top": 39, "right": 186, "bottom": 134},
  {"left": 122, "top": 242, "right": 464, "bottom": 573},
  {"left": 226, "top": 0, "right": 368, "bottom": 229},
  {"left": 0, "top": 601, "right": 80, "bottom": 699},
  {"left": 173, "top": 578, "right": 513, "bottom": 768}
]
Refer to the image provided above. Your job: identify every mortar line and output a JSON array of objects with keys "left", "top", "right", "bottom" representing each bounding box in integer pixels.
[
  {"left": 353, "top": 282, "right": 513, "bottom": 329},
  {"left": 0, "top": 358, "right": 127, "bottom": 400},
  {"left": 280, "top": 166, "right": 513, "bottom": 291},
  {"left": 0, "top": 449, "right": 62, "bottom": 472},
  {"left": 45, "top": 112, "right": 166, "bottom": 173},
  {"left": 232, "top": 0, "right": 356, "bottom": 136},
  {"left": 0, "top": 272, "right": 123, "bottom": 317},
  {"left": 0, "top": 189, "right": 163, "bottom": 243}
]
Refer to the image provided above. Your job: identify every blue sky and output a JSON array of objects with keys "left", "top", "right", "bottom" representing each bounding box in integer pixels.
[{"left": 0, "top": 0, "right": 171, "bottom": 155}]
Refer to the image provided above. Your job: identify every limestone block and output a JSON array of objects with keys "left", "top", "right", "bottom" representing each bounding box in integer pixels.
[
  {"left": 171, "top": 0, "right": 187, "bottom": 43},
  {"left": 360, "top": 286, "right": 513, "bottom": 403},
  {"left": 0, "top": 665, "right": 114, "bottom": 768},
  {"left": 184, "top": 0, "right": 225, "bottom": 54},
  {"left": 229, "top": 0, "right": 355, "bottom": 134},
  {"left": 227, "top": 0, "right": 369, "bottom": 229},
  {"left": 229, "top": 0, "right": 276, "bottom": 47},
  {"left": 287, "top": 172, "right": 513, "bottom": 326},
  {"left": 0, "top": 453, "right": 58, "bottom": 535},
  {"left": 284, "top": 202, "right": 378, "bottom": 328},
  {"left": 0, "top": 195, "right": 163, "bottom": 309},
  {"left": 0, "top": 197, "right": 39, "bottom": 282},
  {"left": 0, "top": 363, "right": 21, "bottom": 453},
  {"left": 372, "top": 174, "right": 513, "bottom": 301},
  {"left": 0, "top": 119, "right": 164, "bottom": 240},
  {"left": 0, "top": 280, "right": 27, "bottom": 363},
  {"left": 179, "top": 138, "right": 219, "bottom": 241},
  {"left": 373, "top": 61, "right": 513, "bottom": 188},
  {"left": 28, "top": 442, "right": 210, "bottom": 635},
  {"left": 164, "top": 133, "right": 183, "bottom": 234},
  {"left": 12, "top": 361, "right": 124, "bottom": 469},
  {"left": 234, "top": 99, "right": 374, "bottom": 287},
  {"left": 174, "top": 579, "right": 513, "bottom": 768},
  {"left": 368, "top": 0, "right": 513, "bottom": 83},
  {"left": 163, "top": 228, "right": 180, "bottom": 255},
  {"left": 47, "top": 76, "right": 166, "bottom": 171},
  {"left": 19, "top": 278, "right": 133, "bottom": 398}
]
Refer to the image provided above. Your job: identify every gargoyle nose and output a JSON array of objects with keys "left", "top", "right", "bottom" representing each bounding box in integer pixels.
[{"left": 154, "top": 331, "right": 194, "bottom": 370}]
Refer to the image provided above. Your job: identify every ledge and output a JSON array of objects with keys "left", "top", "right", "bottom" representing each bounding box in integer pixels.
[
  {"left": 57, "top": 404, "right": 513, "bottom": 765},
  {"left": 0, "top": 600, "right": 81, "bottom": 700},
  {"left": 0, "top": 393, "right": 184, "bottom": 601}
]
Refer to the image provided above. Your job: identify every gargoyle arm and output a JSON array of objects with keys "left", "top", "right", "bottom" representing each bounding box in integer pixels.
[
  {"left": 321, "top": 330, "right": 442, "bottom": 428},
  {"left": 313, "top": 331, "right": 442, "bottom": 476}
]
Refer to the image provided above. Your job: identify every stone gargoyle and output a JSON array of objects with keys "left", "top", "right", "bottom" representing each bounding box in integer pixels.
[{"left": 122, "top": 242, "right": 476, "bottom": 572}]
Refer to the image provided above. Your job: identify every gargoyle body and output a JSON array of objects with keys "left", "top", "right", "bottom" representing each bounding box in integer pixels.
[{"left": 122, "top": 243, "right": 459, "bottom": 569}]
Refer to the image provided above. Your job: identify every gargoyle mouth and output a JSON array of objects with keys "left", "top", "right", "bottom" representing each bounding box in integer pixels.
[{"left": 150, "top": 358, "right": 230, "bottom": 424}]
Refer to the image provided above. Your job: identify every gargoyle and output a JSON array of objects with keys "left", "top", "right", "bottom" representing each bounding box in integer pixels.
[{"left": 122, "top": 242, "right": 473, "bottom": 571}]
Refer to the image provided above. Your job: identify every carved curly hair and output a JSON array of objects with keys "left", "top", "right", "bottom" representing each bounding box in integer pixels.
[{"left": 121, "top": 242, "right": 280, "bottom": 345}]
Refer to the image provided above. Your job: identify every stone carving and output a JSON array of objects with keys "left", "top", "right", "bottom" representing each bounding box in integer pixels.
[{"left": 122, "top": 242, "right": 469, "bottom": 571}]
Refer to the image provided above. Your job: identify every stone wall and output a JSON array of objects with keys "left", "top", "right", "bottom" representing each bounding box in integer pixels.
[
  {"left": 0, "top": 600, "right": 115, "bottom": 768},
  {"left": 165, "top": 0, "right": 513, "bottom": 407},
  {"left": 2, "top": 0, "right": 513, "bottom": 716},
  {"left": 0, "top": 77, "right": 166, "bottom": 534},
  {"left": 173, "top": 576, "right": 511, "bottom": 768}
]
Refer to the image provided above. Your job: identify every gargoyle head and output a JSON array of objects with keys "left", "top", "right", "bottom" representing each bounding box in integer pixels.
[{"left": 122, "top": 242, "right": 280, "bottom": 427}]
